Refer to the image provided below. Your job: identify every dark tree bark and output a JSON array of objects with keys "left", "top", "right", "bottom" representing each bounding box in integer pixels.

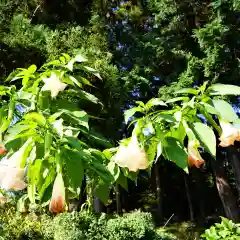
[
  {"left": 154, "top": 162, "right": 163, "bottom": 220},
  {"left": 116, "top": 184, "right": 122, "bottom": 214},
  {"left": 77, "top": 174, "right": 87, "bottom": 211},
  {"left": 184, "top": 173, "right": 194, "bottom": 222},
  {"left": 227, "top": 146, "right": 240, "bottom": 201},
  {"left": 211, "top": 149, "right": 240, "bottom": 220},
  {"left": 93, "top": 197, "right": 105, "bottom": 213}
]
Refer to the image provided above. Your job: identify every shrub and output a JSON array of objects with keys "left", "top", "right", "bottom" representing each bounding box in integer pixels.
[
  {"left": 201, "top": 217, "right": 240, "bottom": 240},
  {"left": 0, "top": 205, "right": 175, "bottom": 240}
]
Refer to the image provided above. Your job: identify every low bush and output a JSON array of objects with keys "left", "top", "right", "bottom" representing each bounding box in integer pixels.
[
  {"left": 0, "top": 205, "right": 175, "bottom": 240},
  {"left": 201, "top": 217, "right": 240, "bottom": 240}
]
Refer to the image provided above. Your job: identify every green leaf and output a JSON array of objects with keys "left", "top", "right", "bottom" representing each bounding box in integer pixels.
[
  {"left": 17, "top": 91, "right": 33, "bottom": 101},
  {"left": 95, "top": 183, "right": 110, "bottom": 204},
  {"left": 200, "top": 102, "right": 220, "bottom": 116},
  {"left": 8, "top": 138, "right": 34, "bottom": 168},
  {"left": 62, "top": 110, "right": 89, "bottom": 130},
  {"left": 24, "top": 112, "right": 46, "bottom": 126},
  {"left": 192, "top": 122, "right": 216, "bottom": 157},
  {"left": 44, "top": 131, "right": 53, "bottom": 158},
  {"left": 38, "top": 166, "right": 56, "bottom": 200},
  {"left": 63, "top": 149, "right": 84, "bottom": 193},
  {"left": 107, "top": 161, "right": 120, "bottom": 182},
  {"left": 175, "top": 88, "right": 199, "bottom": 95},
  {"left": 75, "top": 55, "right": 87, "bottom": 62},
  {"left": 156, "top": 141, "right": 162, "bottom": 161},
  {"left": 76, "top": 89, "right": 102, "bottom": 105},
  {"left": 153, "top": 114, "right": 176, "bottom": 123},
  {"left": 39, "top": 90, "right": 51, "bottom": 110},
  {"left": 146, "top": 138, "right": 158, "bottom": 164},
  {"left": 124, "top": 107, "right": 143, "bottom": 124},
  {"left": 146, "top": 98, "right": 167, "bottom": 110},
  {"left": 213, "top": 99, "right": 238, "bottom": 122},
  {"left": 117, "top": 172, "right": 128, "bottom": 190},
  {"left": 166, "top": 97, "right": 190, "bottom": 104},
  {"left": 0, "top": 86, "right": 10, "bottom": 95},
  {"left": 28, "top": 159, "right": 42, "bottom": 203},
  {"left": 209, "top": 84, "right": 240, "bottom": 95},
  {"left": 17, "top": 194, "right": 28, "bottom": 213},
  {"left": 28, "top": 65, "right": 37, "bottom": 74},
  {"left": 82, "top": 66, "right": 102, "bottom": 80},
  {"left": 164, "top": 137, "right": 188, "bottom": 171}
]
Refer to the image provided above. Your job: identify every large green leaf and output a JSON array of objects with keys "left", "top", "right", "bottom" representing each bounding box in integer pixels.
[
  {"left": 107, "top": 161, "right": 120, "bottom": 182},
  {"left": 213, "top": 99, "right": 238, "bottom": 122},
  {"left": 209, "top": 84, "right": 240, "bottom": 95},
  {"left": 124, "top": 107, "right": 143, "bottom": 124},
  {"left": 24, "top": 112, "right": 46, "bottom": 126},
  {"left": 95, "top": 183, "right": 110, "bottom": 204},
  {"left": 156, "top": 141, "right": 162, "bottom": 161},
  {"left": 28, "top": 159, "right": 42, "bottom": 203},
  {"left": 82, "top": 66, "right": 102, "bottom": 80},
  {"left": 192, "top": 122, "right": 216, "bottom": 157},
  {"left": 200, "top": 102, "right": 220, "bottom": 116},
  {"left": 164, "top": 137, "right": 188, "bottom": 171},
  {"left": 63, "top": 149, "right": 84, "bottom": 194},
  {"left": 175, "top": 88, "right": 199, "bottom": 95},
  {"left": 146, "top": 137, "right": 158, "bottom": 164},
  {"left": 146, "top": 98, "right": 167, "bottom": 110},
  {"left": 39, "top": 90, "right": 51, "bottom": 110},
  {"left": 38, "top": 165, "right": 56, "bottom": 200},
  {"left": 117, "top": 172, "right": 128, "bottom": 190},
  {"left": 166, "top": 97, "right": 190, "bottom": 104},
  {"left": 62, "top": 110, "right": 89, "bottom": 130}
]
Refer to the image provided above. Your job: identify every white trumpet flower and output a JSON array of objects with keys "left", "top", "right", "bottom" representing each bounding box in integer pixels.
[{"left": 115, "top": 135, "right": 149, "bottom": 172}]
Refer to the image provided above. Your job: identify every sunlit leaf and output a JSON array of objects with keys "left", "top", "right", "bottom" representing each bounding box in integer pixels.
[
  {"left": 213, "top": 99, "right": 238, "bottom": 122},
  {"left": 166, "top": 97, "right": 190, "bottom": 104},
  {"left": 164, "top": 137, "right": 188, "bottom": 171},
  {"left": 24, "top": 112, "right": 46, "bottom": 126},
  {"left": 75, "top": 55, "right": 87, "bottom": 62},
  {"left": 192, "top": 122, "right": 216, "bottom": 157},
  {"left": 82, "top": 66, "right": 102, "bottom": 80},
  {"left": 209, "top": 84, "right": 240, "bottom": 95},
  {"left": 124, "top": 107, "right": 143, "bottom": 124},
  {"left": 107, "top": 161, "right": 120, "bottom": 182},
  {"left": 63, "top": 149, "right": 84, "bottom": 193},
  {"left": 146, "top": 98, "right": 167, "bottom": 110},
  {"left": 175, "top": 88, "right": 199, "bottom": 95},
  {"left": 200, "top": 102, "right": 220, "bottom": 115}
]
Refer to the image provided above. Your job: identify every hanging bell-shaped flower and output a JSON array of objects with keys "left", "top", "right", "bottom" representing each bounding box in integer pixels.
[
  {"left": 115, "top": 135, "right": 149, "bottom": 172},
  {"left": 0, "top": 165, "right": 26, "bottom": 190},
  {"left": 187, "top": 140, "right": 205, "bottom": 168},
  {"left": 0, "top": 145, "right": 7, "bottom": 156},
  {"left": 49, "top": 172, "right": 67, "bottom": 214},
  {"left": 219, "top": 120, "right": 240, "bottom": 147}
]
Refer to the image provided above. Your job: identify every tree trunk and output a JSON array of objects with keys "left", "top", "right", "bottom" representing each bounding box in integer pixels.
[
  {"left": 154, "top": 162, "right": 163, "bottom": 220},
  {"left": 211, "top": 149, "right": 240, "bottom": 220},
  {"left": 184, "top": 173, "right": 194, "bottom": 222},
  {"left": 77, "top": 174, "right": 86, "bottom": 211},
  {"left": 116, "top": 184, "right": 122, "bottom": 214},
  {"left": 227, "top": 146, "right": 240, "bottom": 201},
  {"left": 93, "top": 197, "right": 105, "bottom": 213}
]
